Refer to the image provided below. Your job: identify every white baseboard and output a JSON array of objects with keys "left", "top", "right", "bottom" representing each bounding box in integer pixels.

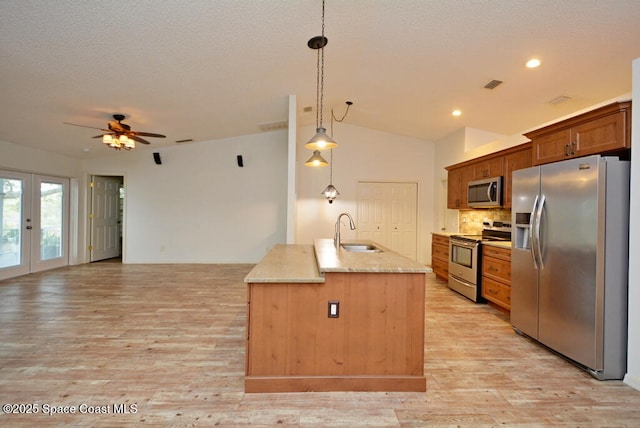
[{"left": 623, "top": 373, "right": 640, "bottom": 392}]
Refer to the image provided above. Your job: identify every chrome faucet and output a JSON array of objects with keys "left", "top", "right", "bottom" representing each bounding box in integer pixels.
[{"left": 334, "top": 212, "right": 356, "bottom": 248}]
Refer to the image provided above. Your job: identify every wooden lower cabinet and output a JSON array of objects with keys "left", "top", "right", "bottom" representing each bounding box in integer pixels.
[
  {"left": 431, "top": 234, "right": 450, "bottom": 281},
  {"left": 246, "top": 272, "right": 426, "bottom": 392},
  {"left": 481, "top": 245, "right": 511, "bottom": 311}
]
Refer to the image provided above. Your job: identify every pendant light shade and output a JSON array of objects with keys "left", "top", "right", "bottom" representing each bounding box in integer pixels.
[
  {"left": 304, "top": 150, "right": 328, "bottom": 167},
  {"left": 305, "top": 127, "right": 337, "bottom": 150},
  {"left": 321, "top": 184, "right": 340, "bottom": 203}
]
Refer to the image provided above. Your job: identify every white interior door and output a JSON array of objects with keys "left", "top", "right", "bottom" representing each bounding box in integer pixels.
[
  {"left": 0, "top": 171, "right": 69, "bottom": 279},
  {"left": 90, "top": 175, "right": 122, "bottom": 262},
  {"left": 357, "top": 182, "right": 417, "bottom": 260},
  {"left": 356, "top": 183, "right": 387, "bottom": 244},
  {"left": 388, "top": 183, "right": 418, "bottom": 260}
]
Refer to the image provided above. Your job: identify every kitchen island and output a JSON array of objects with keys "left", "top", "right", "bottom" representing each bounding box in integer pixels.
[{"left": 244, "top": 239, "right": 428, "bottom": 393}]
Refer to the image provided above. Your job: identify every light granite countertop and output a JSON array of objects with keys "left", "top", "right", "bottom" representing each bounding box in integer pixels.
[
  {"left": 314, "top": 238, "right": 429, "bottom": 274},
  {"left": 431, "top": 231, "right": 458, "bottom": 237},
  {"left": 244, "top": 244, "right": 324, "bottom": 283},
  {"left": 244, "top": 239, "right": 429, "bottom": 283},
  {"left": 482, "top": 240, "right": 512, "bottom": 249}
]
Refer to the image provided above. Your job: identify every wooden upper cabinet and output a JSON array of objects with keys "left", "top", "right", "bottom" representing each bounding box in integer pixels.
[
  {"left": 471, "top": 156, "right": 504, "bottom": 180},
  {"left": 446, "top": 142, "right": 531, "bottom": 210},
  {"left": 529, "top": 128, "right": 571, "bottom": 165},
  {"left": 503, "top": 148, "right": 532, "bottom": 208},
  {"left": 446, "top": 167, "right": 465, "bottom": 209},
  {"left": 573, "top": 111, "right": 627, "bottom": 155},
  {"left": 526, "top": 101, "right": 631, "bottom": 166}
]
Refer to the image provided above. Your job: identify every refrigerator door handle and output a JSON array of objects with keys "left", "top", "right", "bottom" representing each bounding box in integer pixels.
[
  {"left": 529, "top": 195, "right": 539, "bottom": 269},
  {"left": 534, "top": 194, "right": 546, "bottom": 270}
]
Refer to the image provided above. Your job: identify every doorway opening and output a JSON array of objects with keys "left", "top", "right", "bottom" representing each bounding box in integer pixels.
[{"left": 89, "top": 175, "right": 124, "bottom": 263}]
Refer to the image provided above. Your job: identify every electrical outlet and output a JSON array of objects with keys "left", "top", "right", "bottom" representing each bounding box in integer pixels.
[{"left": 328, "top": 300, "right": 339, "bottom": 318}]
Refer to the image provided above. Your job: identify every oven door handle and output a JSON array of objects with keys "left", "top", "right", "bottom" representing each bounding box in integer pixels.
[{"left": 450, "top": 240, "right": 478, "bottom": 249}]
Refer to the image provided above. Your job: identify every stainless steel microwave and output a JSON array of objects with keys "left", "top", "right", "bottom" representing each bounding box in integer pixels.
[{"left": 467, "top": 176, "right": 503, "bottom": 208}]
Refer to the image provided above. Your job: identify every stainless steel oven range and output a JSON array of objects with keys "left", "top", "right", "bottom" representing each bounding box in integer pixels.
[
  {"left": 448, "top": 226, "right": 511, "bottom": 302},
  {"left": 448, "top": 235, "right": 483, "bottom": 302}
]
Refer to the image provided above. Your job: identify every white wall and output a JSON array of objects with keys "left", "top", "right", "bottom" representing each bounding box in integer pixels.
[
  {"left": 296, "top": 123, "right": 435, "bottom": 264},
  {"left": 624, "top": 58, "right": 640, "bottom": 391},
  {"left": 83, "top": 131, "right": 288, "bottom": 263},
  {"left": 0, "top": 139, "right": 83, "bottom": 177}
]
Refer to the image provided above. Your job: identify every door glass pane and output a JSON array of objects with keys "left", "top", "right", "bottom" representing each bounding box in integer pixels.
[
  {"left": 40, "top": 182, "right": 63, "bottom": 260},
  {"left": 1, "top": 178, "right": 23, "bottom": 268}
]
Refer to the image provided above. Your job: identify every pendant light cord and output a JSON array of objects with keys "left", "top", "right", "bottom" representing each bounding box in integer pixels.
[
  {"left": 329, "top": 148, "right": 334, "bottom": 184},
  {"left": 316, "top": 0, "right": 326, "bottom": 129}
]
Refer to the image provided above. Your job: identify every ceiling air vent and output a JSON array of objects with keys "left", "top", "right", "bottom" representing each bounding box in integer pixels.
[
  {"left": 549, "top": 95, "right": 573, "bottom": 105},
  {"left": 484, "top": 79, "right": 503, "bottom": 90},
  {"left": 258, "top": 120, "right": 288, "bottom": 132}
]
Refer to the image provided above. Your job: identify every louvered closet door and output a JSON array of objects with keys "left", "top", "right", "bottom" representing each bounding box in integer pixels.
[{"left": 357, "top": 182, "right": 417, "bottom": 260}]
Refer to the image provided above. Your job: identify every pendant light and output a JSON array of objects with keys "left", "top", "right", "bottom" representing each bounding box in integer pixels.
[
  {"left": 304, "top": 150, "right": 329, "bottom": 167},
  {"left": 321, "top": 101, "right": 352, "bottom": 203},
  {"left": 306, "top": 0, "right": 337, "bottom": 152},
  {"left": 321, "top": 149, "right": 340, "bottom": 203}
]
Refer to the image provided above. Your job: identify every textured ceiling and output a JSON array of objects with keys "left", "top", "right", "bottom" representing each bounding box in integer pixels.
[{"left": 1, "top": 0, "right": 640, "bottom": 159}]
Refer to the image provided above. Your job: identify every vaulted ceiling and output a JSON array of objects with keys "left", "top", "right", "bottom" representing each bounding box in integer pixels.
[{"left": 2, "top": 0, "right": 640, "bottom": 159}]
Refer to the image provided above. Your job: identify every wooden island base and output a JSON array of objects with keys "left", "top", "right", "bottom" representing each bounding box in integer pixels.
[{"left": 244, "top": 241, "right": 428, "bottom": 394}]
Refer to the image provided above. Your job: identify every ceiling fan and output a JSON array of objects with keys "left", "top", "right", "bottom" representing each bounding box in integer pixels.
[{"left": 64, "top": 114, "right": 166, "bottom": 149}]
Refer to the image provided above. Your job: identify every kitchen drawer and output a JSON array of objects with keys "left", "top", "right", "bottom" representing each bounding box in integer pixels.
[
  {"left": 432, "top": 234, "right": 450, "bottom": 247},
  {"left": 432, "top": 242, "right": 449, "bottom": 262},
  {"left": 482, "top": 245, "right": 511, "bottom": 261},
  {"left": 431, "top": 258, "right": 448, "bottom": 281},
  {"left": 482, "top": 255, "right": 511, "bottom": 284},
  {"left": 481, "top": 276, "right": 511, "bottom": 310}
]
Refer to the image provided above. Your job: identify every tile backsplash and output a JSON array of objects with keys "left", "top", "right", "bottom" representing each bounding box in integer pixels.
[{"left": 459, "top": 209, "right": 511, "bottom": 234}]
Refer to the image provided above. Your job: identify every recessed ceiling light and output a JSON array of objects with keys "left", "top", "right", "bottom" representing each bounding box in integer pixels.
[
  {"left": 526, "top": 58, "right": 541, "bottom": 69},
  {"left": 452, "top": 109, "right": 462, "bottom": 117}
]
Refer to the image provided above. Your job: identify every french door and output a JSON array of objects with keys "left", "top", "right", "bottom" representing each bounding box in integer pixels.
[{"left": 0, "top": 170, "right": 70, "bottom": 280}]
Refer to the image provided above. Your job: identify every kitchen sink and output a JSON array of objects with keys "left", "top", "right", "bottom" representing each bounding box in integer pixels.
[{"left": 340, "top": 243, "right": 384, "bottom": 253}]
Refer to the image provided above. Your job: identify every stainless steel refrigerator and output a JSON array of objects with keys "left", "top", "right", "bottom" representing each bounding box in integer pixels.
[{"left": 511, "top": 155, "right": 629, "bottom": 380}]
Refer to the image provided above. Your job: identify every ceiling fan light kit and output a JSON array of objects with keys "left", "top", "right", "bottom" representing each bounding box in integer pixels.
[
  {"left": 65, "top": 113, "right": 166, "bottom": 151},
  {"left": 103, "top": 134, "right": 135, "bottom": 150}
]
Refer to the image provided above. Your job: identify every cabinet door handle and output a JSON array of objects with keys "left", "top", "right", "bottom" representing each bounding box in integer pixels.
[
  {"left": 564, "top": 144, "right": 570, "bottom": 157},
  {"left": 571, "top": 141, "right": 577, "bottom": 155}
]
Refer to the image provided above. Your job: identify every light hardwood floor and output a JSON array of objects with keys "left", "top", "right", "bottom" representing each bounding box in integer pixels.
[{"left": 1, "top": 262, "right": 639, "bottom": 427}]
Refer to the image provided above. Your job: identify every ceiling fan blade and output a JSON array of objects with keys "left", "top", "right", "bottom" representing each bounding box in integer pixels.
[
  {"left": 64, "top": 122, "right": 111, "bottom": 132},
  {"left": 128, "top": 135, "right": 151, "bottom": 145},
  {"left": 130, "top": 131, "right": 166, "bottom": 138}
]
